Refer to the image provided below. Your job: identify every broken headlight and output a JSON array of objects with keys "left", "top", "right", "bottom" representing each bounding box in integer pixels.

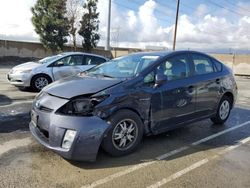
[{"left": 57, "top": 95, "right": 109, "bottom": 116}]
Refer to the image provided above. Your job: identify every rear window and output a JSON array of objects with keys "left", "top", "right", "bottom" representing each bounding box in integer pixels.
[
  {"left": 83, "top": 55, "right": 106, "bottom": 65},
  {"left": 212, "top": 58, "right": 223, "bottom": 72},
  {"left": 192, "top": 54, "right": 215, "bottom": 75}
]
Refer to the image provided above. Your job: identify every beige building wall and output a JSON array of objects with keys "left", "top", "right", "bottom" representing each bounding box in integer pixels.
[
  {"left": 0, "top": 40, "right": 139, "bottom": 59},
  {"left": 212, "top": 54, "right": 250, "bottom": 75}
]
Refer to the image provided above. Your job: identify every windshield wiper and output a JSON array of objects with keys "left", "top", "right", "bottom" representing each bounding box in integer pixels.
[
  {"left": 88, "top": 73, "right": 114, "bottom": 78},
  {"left": 99, "top": 74, "right": 114, "bottom": 78}
]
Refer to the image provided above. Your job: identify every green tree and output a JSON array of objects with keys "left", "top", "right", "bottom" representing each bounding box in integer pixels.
[
  {"left": 31, "top": 0, "right": 69, "bottom": 53},
  {"left": 78, "top": 0, "right": 100, "bottom": 52}
]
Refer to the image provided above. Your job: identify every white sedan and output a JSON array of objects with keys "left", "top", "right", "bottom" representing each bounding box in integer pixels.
[{"left": 7, "top": 52, "right": 109, "bottom": 91}]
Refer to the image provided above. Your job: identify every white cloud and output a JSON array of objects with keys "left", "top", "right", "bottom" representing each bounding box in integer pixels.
[
  {"left": 127, "top": 10, "right": 137, "bottom": 30},
  {"left": 97, "top": 0, "right": 170, "bottom": 47},
  {"left": 195, "top": 4, "right": 208, "bottom": 17},
  {"left": 0, "top": 0, "right": 38, "bottom": 41},
  {"left": 0, "top": 0, "right": 249, "bottom": 51},
  {"left": 96, "top": 0, "right": 250, "bottom": 51}
]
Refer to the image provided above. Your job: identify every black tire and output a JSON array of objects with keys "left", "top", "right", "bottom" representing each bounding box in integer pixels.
[
  {"left": 211, "top": 95, "right": 232, "bottom": 125},
  {"left": 31, "top": 74, "right": 52, "bottom": 91},
  {"left": 102, "top": 110, "right": 144, "bottom": 157}
]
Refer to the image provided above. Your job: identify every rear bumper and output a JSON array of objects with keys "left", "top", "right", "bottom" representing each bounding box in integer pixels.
[{"left": 29, "top": 108, "right": 110, "bottom": 161}]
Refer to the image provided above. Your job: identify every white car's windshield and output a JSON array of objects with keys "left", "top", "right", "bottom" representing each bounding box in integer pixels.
[
  {"left": 86, "top": 54, "right": 160, "bottom": 78},
  {"left": 38, "top": 55, "right": 61, "bottom": 64}
]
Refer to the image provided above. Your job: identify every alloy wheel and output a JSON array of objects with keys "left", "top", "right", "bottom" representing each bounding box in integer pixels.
[
  {"left": 112, "top": 119, "right": 138, "bottom": 151},
  {"left": 219, "top": 100, "right": 230, "bottom": 120},
  {"left": 35, "top": 77, "right": 49, "bottom": 90}
]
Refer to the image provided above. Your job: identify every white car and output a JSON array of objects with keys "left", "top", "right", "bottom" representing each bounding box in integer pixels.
[{"left": 7, "top": 52, "right": 109, "bottom": 91}]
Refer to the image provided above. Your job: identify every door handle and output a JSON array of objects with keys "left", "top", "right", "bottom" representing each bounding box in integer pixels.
[
  {"left": 187, "top": 85, "right": 194, "bottom": 93},
  {"left": 216, "top": 78, "right": 220, "bottom": 84}
]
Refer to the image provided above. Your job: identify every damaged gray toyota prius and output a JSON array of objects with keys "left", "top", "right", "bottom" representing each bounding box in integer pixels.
[{"left": 29, "top": 51, "right": 237, "bottom": 161}]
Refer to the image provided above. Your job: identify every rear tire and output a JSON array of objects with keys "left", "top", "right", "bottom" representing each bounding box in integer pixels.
[
  {"left": 102, "top": 110, "right": 144, "bottom": 157},
  {"left": 31, "top": 74, "right": 52, "bottom": 91},
  {"left": 211, "top": 95, "right": 232, "bottom": 125}
]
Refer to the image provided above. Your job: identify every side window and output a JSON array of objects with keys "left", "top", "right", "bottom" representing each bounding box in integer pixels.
[
  {"left": 83, "top": 55, "right": 106, "bottom": 65},
  {"left": 144, "top": 71, "right": 155, "bottom": 84},
  {"left": 54, "top": 55, "right": 83, "bottom": 66},
  {"left": 54, "top": 56, "right": 71, "bottom": 67},
  {"left": 144, "top": 54, "right": 190, "bottom": 83},
  {"left": 71, "top": 55, "right": 84, "bottom": 66},
  {"left": 192, "top": 54, "right": 215, "bottom": 75},
  {"left": 161, "top": 54, "right": 190, "bottom": 81},
  {"left": 212, "top": 58, "right": 223, "bottom": 72}
]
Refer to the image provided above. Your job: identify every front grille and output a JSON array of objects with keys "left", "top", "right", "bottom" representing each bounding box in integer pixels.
[{"left": 37, "top": 125, "right": 49, "bottom": 140}]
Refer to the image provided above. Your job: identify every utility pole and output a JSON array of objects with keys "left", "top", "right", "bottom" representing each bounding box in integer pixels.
[
  {"left": 173, "top": 0, "right": 180, "bottom": 51},
  {"left": 105, "top": 0, "right": 111, "bottom": 51},
  {"left": 111, "top": 26, "right": 120, "bottom": 57}
]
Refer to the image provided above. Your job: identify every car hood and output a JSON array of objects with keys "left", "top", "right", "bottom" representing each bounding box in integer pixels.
[
  {"left": 13, "top": 61, "right": 41, "bottom": 70},
  {"left": 44, "top": 75, "right": 123, "bottom": 99}
]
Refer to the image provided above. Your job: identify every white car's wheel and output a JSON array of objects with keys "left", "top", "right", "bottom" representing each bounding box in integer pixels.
[{"left": 31, "top": 75, "right": 52, "bottom": 91}]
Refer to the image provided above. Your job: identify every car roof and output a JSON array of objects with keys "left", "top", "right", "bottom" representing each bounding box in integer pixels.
[
  {"left": 128, "top": 51, "right": 172, "bottom": 57},
  {"left": 129, "top": 50, "right": 211, "bottom": 58},
  {"left": 59, "top": 52, "right": 109, "bottom": 59}
]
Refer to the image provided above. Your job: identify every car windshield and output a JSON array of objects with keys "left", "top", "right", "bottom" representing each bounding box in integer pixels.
[
  {"left": 85, "top": 54, "right": 160, "bottom": 78},
  {"left": 38, "top": 55, "right": 61, "bottom": 64}
]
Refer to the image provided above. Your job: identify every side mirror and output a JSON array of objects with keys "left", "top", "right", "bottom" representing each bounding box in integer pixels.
[
  {"left": 154, "top": 73, "right": 167, "bottom": 87},
  {"left": 56, "top": 61, "right": 64, "bottom": 67}
]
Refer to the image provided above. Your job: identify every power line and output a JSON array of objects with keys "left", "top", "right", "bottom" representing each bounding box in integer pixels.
[
  {"left": 223, "top": 0, "right": 250, "bottom": 13},
  {"left": 156, "top": 0, "right": 197, "bottom": 18},
  {"left": 103, "top": 0, "right": 243, "bottom": 50},
  {"left": 127, "top": 0, "right": 175, "bottom": 18},
  {"left": 113, "top": 1, "right": 173, "bottom": 24},
  {"left": 121, "top": 0, "right": 234, "bottom": 40},
  {"left": 206, "top": 0, "right": 245, "bottom": 17},
  {"left": 167, "top": 0, "right": 232, "bottom": 37}
]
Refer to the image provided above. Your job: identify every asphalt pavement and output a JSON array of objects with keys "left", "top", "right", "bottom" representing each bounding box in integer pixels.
[{"left": 0, "top": 66, "right": 250, "bottom": 188}]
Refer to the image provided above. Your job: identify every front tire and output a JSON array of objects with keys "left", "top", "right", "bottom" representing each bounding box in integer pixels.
[
  {"left": 31, "top": 74, "right": 52, "bottom": 91},
  {"left": 102, "top": 110, "right": 144, "bottom": 157},
  {"left": 211, "top": 95, "right": 232, "bottom": 125}
]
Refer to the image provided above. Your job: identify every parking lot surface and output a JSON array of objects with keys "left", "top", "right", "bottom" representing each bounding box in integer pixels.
[{"left": 1, "top": 66, "right": 250, "bottom": 188}]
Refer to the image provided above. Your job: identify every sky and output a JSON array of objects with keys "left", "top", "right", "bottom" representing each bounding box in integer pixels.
[{"left": 0, "top": 0, "right": 249, "bottom": 53}]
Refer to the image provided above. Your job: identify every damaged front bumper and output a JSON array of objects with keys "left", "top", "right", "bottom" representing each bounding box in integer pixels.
[{"left": 29, "top": 94, "right": 110, "bottom": 161}]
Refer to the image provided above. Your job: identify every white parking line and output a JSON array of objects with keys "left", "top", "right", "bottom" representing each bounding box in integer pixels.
[
  {"left": 147, "top": 159, "right": 209, "bottom": 188},
  {"left": 0, "top": 138, "right": 32, "bottom": 157},
  {"left": 81, "top": 120, "right": 250, "bottom": 188},
  {"left": 147, "top": 135, "right": 250, "bottom": 188}
]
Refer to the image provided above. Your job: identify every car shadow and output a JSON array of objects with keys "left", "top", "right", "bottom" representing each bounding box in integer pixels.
[
  {"left": 0, "top": 94, "right": 31, "bottom": 133},
  {"left": 0, "top": 114, "right": 30, "bottom": 133},
  {"left": 0, "top": 94, "right": 12, "bottom": 106},
  {"left": 17, "top": 86, "right": 37, "bottom": 93},
  {"left": 68, "top": 106, "right": 250, "bottom": 169}
]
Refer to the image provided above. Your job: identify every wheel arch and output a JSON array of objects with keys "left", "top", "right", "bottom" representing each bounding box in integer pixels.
[
  {"left": 222, "top": 91, "right": 234, "bottom": 108},
  {"left": 105, "top": 107, "right": 149, "bottom": 134}
]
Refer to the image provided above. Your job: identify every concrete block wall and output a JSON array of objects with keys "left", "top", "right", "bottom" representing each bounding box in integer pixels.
[{"left": 0, "top": 39, "right": 249, "bottom": 75}]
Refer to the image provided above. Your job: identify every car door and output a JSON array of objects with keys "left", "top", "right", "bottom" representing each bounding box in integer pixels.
[
  {"left": 52, "top": 55, "right": 83, "bottom": 80},
  {"left": 147, "top": 53, "right": 197, "bottom": 133},
  {"left": 80, "top": 55, "right": 107, "bottom": 72},
  {"left": 189, "top": 53, "right": 221, "bottom": 117}
]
